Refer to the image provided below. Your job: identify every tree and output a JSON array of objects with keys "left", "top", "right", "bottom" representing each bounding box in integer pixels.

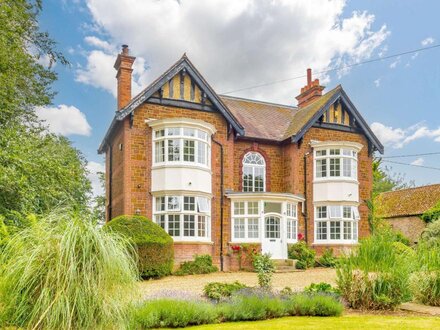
[
  {"left": 372, "top": 158, "right": 413, "bottom": 197},
  {"left": 0, "top": 0, "right": 91, "bottom": 224},
  {"left": 92, "top": 172, "right": 106, "bottom": 224}
]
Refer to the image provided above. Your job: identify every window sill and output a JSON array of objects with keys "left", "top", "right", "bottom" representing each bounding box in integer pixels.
[
  {"left": 152, "top": 163, "right": 212, "bottom": 173},
  {"left": 313, "top": 178, "right": 359, "bottom": 184},
  {"left": 312, "top": 241, "right": 358, "bottom": 246},
  {"left": 173, "top": 240, "right": 214, "bottom": 245},
  {"left": 229, "top": 239, "right": 261, "bottom": 244}
]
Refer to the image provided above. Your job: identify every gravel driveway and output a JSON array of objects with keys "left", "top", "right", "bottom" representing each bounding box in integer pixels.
[{"left": 138, "top": 268, "right": 336, "bottom": 298}]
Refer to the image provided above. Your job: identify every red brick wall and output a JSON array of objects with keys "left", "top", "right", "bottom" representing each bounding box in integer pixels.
[{"left": 105, "top": 102, "right": 373, "bottom": 265}]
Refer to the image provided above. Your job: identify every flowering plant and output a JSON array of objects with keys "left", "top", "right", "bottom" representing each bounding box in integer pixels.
[
  {"left": 297, "top": 233, "right": 304, "bottom": 241},
  {"left": 231, "top": 245, "right": 241, "bottom": 252}
]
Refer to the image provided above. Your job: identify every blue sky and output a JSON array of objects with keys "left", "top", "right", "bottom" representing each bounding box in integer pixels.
[{"left": 37, "top": 0, "right": 440, "bottom": 194}]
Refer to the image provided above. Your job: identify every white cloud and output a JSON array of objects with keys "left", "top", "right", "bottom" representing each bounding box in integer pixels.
[
  {"left": 84, "top": 36, "right": 115, "bottom": 52},
  {"left": 411, "top": 158, "right": 424, "bottom": 166},
  {"left": 421, "top": 37, "right": 435, "bottom": 46},
  {"left": 374, "top": 78, "right": 381, "bottom": 87},
  {"left": 77, "top": 0, "right": 390, "bottom": 104},
  {"left": 87, "top": 161, "right": 105, "bottom": 196},
  {"left": 36, "top": 104, "right": 92, "bottom": 136},
  {"left": 389, "top": 56, "right": 400, "bottom": 69},
  {"left": 371, "top": 122, "right": 440, "bottom": 149}
]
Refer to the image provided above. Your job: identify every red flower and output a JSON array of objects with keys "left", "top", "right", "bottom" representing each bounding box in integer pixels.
[
  {"left": 297, "top": 233, "right": 304, "bottom": 241},
  {"left": 231, "top": 245, "right": 241, "bottom": 252}
]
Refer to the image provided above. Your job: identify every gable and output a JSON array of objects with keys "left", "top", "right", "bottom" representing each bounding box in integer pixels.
[
  {"left": 115, "top": 54, "right": 243, "bottom": 135},
  {"left": 287, "top": 86, "right": 384, "bottom": 154}
]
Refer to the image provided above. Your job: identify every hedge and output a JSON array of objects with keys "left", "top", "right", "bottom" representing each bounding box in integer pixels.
[{"left": 104, "top": 215, "right": 174, "bottom": 278}]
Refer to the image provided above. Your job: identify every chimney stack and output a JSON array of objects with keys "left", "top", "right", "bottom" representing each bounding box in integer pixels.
[
  {"left": 114, "top": 45, "right": 136, "bottom": 110},
  {"left": 295, "top": 68, "right": 325, "bottom": 108}
]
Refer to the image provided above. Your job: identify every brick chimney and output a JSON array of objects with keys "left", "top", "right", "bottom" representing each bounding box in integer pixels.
[
  {"left": 295, "top": 68, "right": 325, "bottom": 108},
  {"left": 114, "top": 45, "right": 136, "bottom": 110}
]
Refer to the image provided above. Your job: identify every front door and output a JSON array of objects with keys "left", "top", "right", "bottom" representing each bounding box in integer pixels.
[{"left": 262, "top": 215, "right": 286, "bottom": 259}]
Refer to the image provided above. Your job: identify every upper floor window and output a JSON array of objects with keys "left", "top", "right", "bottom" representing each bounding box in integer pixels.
[
  {"left": 153, "top": 127, "right": 211, "bottom": 167},
  {"left": 242, "top": 152, "right": 266, "bottom": 192},
  {"left": 314, "top": 148, "right": 358, "bottom": 180}
]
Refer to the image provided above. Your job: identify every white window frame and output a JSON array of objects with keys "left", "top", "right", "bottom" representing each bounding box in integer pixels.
[
  {"left": 314, "top": 147, "right": 358, "bottom": 181},
  {"left": 314, "top": 205, "right": 359, "bottom": 244},
  {"left": 153, "top": 195, "right": 211, "bottom": 242},
  {"left": 242, "top": 152, "right": 266, "bottom": 192},
  {"left": 286, "top": 202, "right": 298, "bottom": 243},
  {"left": 231, "top": 201, "right": 261, "bottom": 242},
  {"left": 152, "top": 126, "right": 211, "bottom": 169}
]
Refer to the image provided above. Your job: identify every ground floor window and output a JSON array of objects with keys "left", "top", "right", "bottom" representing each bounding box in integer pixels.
[
  {"left": 314, "top": 205, "right": 359, "bottom": 244},
  {"left": 232, "top": 201, "right": 260, "bottom": 241},
  {"left": 153, "top": 195, "right": 211, "bottom": 241},
  {"left": 286, "top": 202, "right": 298, "bottom": 242}
]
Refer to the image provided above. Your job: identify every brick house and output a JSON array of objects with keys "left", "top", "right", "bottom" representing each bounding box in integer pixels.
[
  {"left": 375, "top": 184, "right": 440, "bottom": 244},
  {"left": 98, "top": 46, "right": 384, "bottom": 270}
]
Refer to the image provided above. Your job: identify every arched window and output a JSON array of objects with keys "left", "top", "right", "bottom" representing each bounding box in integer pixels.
[{"left": 242, "top": 152, "right": 266, "bottom": 192}]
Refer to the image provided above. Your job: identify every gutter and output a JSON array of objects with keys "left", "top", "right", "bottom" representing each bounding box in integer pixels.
[
  {"left": 211, "top": 137, "right": 224, "bottom": 271},
  {"left": 303, "top": 152, "right": 310, "bottom": 243},
  {"left": 108, "top": 143, "right": 113, "bottom": 221}
]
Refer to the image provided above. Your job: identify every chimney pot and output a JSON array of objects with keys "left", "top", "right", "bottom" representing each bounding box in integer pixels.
[
  {"left": 307, "top": 68, "right": 312, "bottom": 85},
  {"left": 122, "top": 44, "right": 129, "bottom": 55}
]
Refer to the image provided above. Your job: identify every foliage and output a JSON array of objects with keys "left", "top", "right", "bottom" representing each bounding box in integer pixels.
[
  {"left": 420, "top": 220, "right": 440, "bottom": 248},
  {"left": 304, "top": 282, "right": 339, "bottom": 295},
  {"left": 336, "top": 232, "right": 414, "bottom": 310},
  {"left": 174, "top": 254, "right": 218, "bottom": 276},
  {"left": 105, "top": 215, "right": 174, "bottom": 278},
  {"left": 372, "top": 159, "right": 413, "bottom": 197},
  {"left": 409, "top": 243, "right": 440, "bottom": 306},
  {"left": 91, "top": 172, "right": 106, "bottom": 224},
  {"left": 132, "top": 299, "right": 219, "bottom": 329},
  {"left": 204, "top": 281, "right": 248, "bottom": 301},
  {"left": 284, "top": 293, "right": 343, "bottom": 316},
  {"left": 421, "top": 201, "right": 440, "bottom": 224},
  {"left": 252, "top": 253, "right": 275, "bottom": 289},
  {"left": 288, "top": 241, "right": 316, "bottom": 269},
  {"left": 0, "top": 210, "right": 138, "bottom": 329},
  {"left": 316, "top": 249, "right": 338, "bottom": 268},
  {"left": 0, "top": 1, "right": 91, "bottom": 223},
  {"left": 0, "top": 0, "right": 68, "bottom": 126}
]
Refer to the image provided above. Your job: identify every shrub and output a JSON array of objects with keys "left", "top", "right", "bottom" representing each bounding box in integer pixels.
[
  {"left": 317, "top": 249, "right": 338, "bottom": 268},
  {"left": 288, "top": 241, "right": 315, "bottom": 269},
  {"left": 174, "top": 254, "right": 218, "bottom": 276},
  {"left": 133, "top": 299, "right": 219, "bottom": 328},
  {"left": 420, "top": 220, "right": 440, "bottom": 248},
  {"left": 336, "top": 232, "right": 413, "bottom": 310},
  {"left": 253, "top": 253, "right": 275, "bottom": 288},
  {"left": 410, "top": 243, "right": 440, "bottom": 306},
  {"left": 220, "top": 294, "right": 286, "bottom": 321},
  {"left": 421, "top": 201, "right": 440, "bottom": 223},
  {"left": 0, "top": 210, "right": 138, "bottom": 329},
  {"left": 105, "top": 215, "right": 174, "bottom": 278},
  {"left": 284, "top": 293, "right": 343, "bottom": 316},
  {"left": 304, "top": 282, "right": 339, "bottom": 295},
  {"left": 204, "top": 281, "right": 248, "bottom": 301}
]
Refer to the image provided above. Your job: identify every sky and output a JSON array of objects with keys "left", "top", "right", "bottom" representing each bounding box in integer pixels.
[{"left": 37, "top": 0, "right": 440, "bottom": 195}]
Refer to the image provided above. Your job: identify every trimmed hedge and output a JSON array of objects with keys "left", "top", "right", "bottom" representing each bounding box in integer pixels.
[{"left": 104, "top": 215, "right": 173, "bottom": 278}]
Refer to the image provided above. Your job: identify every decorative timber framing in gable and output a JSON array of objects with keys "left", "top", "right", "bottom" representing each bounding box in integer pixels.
[
  {"left": 115, "top": 54, "right": 244, "bottom": 135},
  {"left": 291, "top": 87, "right": 384, "bottom": 154}
]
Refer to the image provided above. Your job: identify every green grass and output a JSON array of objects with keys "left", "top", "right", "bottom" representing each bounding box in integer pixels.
[{"left": 187, "top": 315, "right": 440, "bottom": 330}]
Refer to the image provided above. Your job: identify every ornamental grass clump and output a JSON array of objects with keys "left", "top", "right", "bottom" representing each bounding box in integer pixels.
[
  {"left": 336, "top": 231, "right": 414, "bottom": 310},
  {"left": 410, "top": 243, "right": 440, "bottom": 306},
  {"left": 0, "top": 210, "right": 138, "bottom": 329}
]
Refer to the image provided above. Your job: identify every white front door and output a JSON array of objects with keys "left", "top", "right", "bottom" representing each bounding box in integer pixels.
[{"left": 262, "top": 215, "right": 286, "bottom": 259}]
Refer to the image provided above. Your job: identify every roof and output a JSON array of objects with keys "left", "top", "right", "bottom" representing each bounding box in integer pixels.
[
  {"left": 219, "top": 95, "right": 297, "bottom": 141},
  {"left": 375, "top": 184, "right": 440, "bottom": 218},
  {"left": 98, "top": 54, "right": 384, "bottom": 153}
]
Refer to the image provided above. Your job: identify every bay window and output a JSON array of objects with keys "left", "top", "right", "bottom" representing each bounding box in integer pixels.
[
  {"left": 286, "top": 203, "right": 298, "bottom": 242},
  {"left": 153, "top": 127, "right": 210, "bottom": 167},
  {"left": 314, "top": 147, "right": 358, "bottom": 180},
  {"left": 314, "top": 205, "right": 359, "bottom": 243},
  {"left": 153, "top": 195, "right": 211, "bottom": 241}
]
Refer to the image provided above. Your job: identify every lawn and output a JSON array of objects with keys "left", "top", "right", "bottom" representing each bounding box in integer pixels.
[{"left": 188, "top": 315, "right": 440, "bottom": 330}]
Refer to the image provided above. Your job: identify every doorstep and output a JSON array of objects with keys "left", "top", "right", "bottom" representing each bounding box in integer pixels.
[{"left": 400, "top": 302, "right": 440, "bottom": 316}]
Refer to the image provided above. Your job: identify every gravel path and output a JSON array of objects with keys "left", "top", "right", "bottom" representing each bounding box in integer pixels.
[{"left": 138, "top": 268, "right": 336, "bottom": 298}]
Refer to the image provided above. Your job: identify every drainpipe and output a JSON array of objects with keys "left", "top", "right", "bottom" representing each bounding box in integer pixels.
[
  {"left": 108, "top": 144, "right": 113, "bottom": 222},
  {"left": 303, "top": 152, "right": 310, "bottom": 244},
  {"left": 212, "top": 138, "right": 224, "bottom": 271}
]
